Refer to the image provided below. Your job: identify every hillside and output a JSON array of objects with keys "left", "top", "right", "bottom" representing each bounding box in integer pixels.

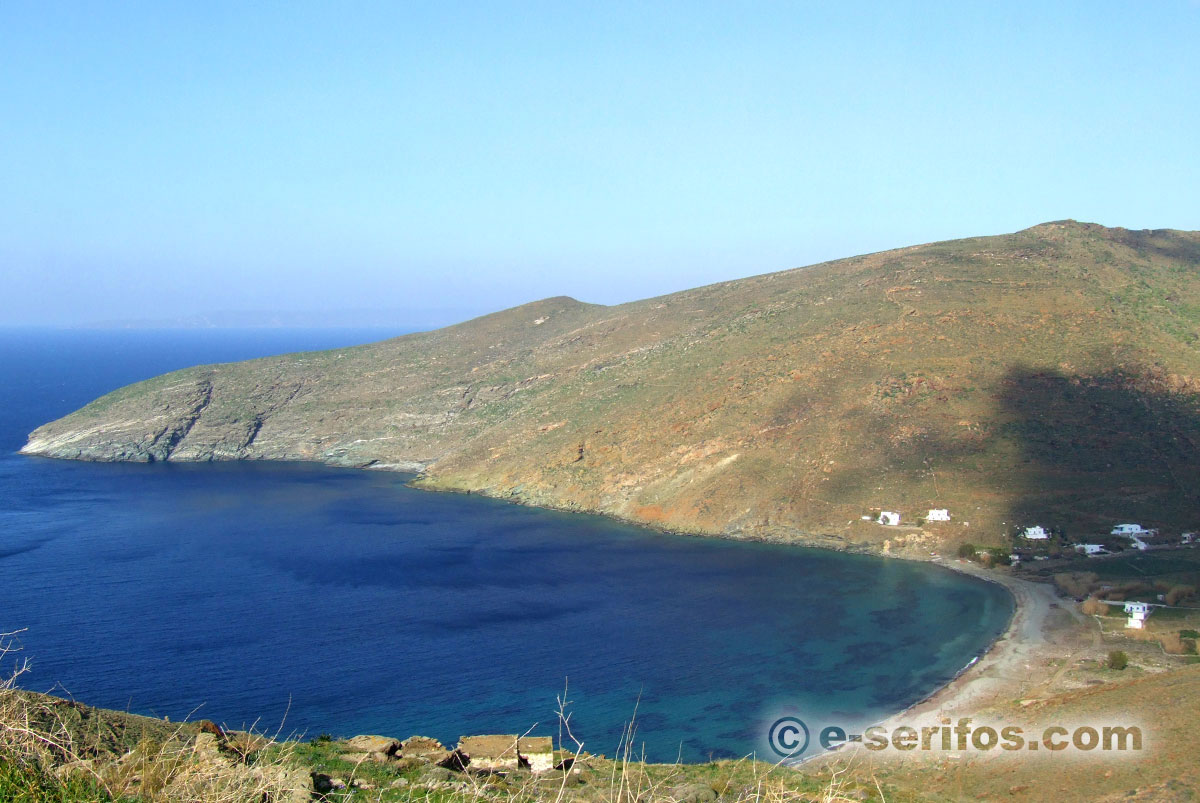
[
  {"left": 22, "top": 221, "right": 1200, "bottom": 552},
  {"left": 845, "top": 662, "right": 1200, "bottom": 802}
]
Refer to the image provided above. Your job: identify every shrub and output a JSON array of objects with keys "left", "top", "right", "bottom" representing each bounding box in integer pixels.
[
  {"left": 1080, "top": 597, "right": 1108, "bottom": 616},
  {"left": 1107, "top": 650, "right": 1129, "bottom": 670},
  {"left": 1180, "top": 629, "right": 1200, "bottom": 639},
  {"left": 1054, "top": 572, "right": 1099, "bottom": 598},
  {"left": 957, "top": 543, "right": 977, "bottom": 559},
  {"left": 1165, "top": 585, "right": 1197, "bottom": 606}
]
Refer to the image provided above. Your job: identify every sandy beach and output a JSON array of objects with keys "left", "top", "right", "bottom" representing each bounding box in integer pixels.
[{"left": 882, "top": 562, "right": 1086, "bottom": 726}]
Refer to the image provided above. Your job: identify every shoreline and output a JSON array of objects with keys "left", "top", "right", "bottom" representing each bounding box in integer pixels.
[
  {"left": 873, "top": 560, "right": 1055, "bottom": 728},
  {"left": 17, "top": 450, "right": 1033, "bottom": 762}
]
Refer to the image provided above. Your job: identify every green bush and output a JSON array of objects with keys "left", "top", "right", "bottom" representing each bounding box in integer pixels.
[
  {"left": 957, "top": 543, "right": 977, "bottom": 559},
  {"left": 1106, "top": 650, "right": 1129, "bottom": 671}
]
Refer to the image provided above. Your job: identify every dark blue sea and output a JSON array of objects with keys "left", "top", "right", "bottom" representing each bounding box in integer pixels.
[{"left": 0, "top": 328, "right": 1013, "bottom": 762}]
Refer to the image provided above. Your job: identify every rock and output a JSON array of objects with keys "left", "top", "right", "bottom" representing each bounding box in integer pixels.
[
  {"left": 390, "top": 756, "right": 427, "bottom": 772},
  {"left": 251, "top": 765, "right": 311, "bottom": 803},
  {"left": 192, "top": 732, "right": 222, "bottom": 762},
  {"left": 670, "top": 783, "right": 718, "bottom": 803},
  {"left": 310, "top": 772, "right": 348, "bottom": 794},
  {"left": 311, "top": 773, "right": 334, "bottom": 794},
  {"left": 420, "top": 765, "right": 455, "bottom": 783},
  {"left": 344, "top": 734, "right": 400, "bottom": 757},
  {"left": 336, "top": 751, "right": 373, "bottom": 764},
  {"left": 198, "top": 720, "right": 225, "bottom": 740},
  {"left": 438, "top": 748, "right": 470, "bottom": 771},
  {"left": 400, "top": 735, "right": 447, "bottom": 760}
]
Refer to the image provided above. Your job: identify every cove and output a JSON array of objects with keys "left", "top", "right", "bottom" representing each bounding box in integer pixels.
[{"left": 0, "top": 331, "right": 1013, "bottom": 762}]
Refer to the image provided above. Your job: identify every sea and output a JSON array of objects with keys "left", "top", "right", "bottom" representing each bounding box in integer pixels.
[{"left": 0, "top": 328, "right": 1013, "bottom": 762}]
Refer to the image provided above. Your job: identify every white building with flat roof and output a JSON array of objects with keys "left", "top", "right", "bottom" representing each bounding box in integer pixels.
[
  {"left": 1124, "top": 601, "right": 1151, "bottom": 629},
  {"left": 926, "top": 508, "right": 951, "bottom": 521},
  {"left": 1022, "top": 525, "right": 1049, "bottom": 540}
]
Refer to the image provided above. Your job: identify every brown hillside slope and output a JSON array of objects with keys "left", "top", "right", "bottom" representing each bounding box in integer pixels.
[
  {"left": 23, "top": 221, "right": 1200, "bottom": 550},
  {"left": 852, "top": 663, "right": 1200, "bottom": 802}
]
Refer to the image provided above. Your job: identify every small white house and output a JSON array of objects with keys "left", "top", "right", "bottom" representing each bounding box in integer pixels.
[
  {"left": 1022, "top": 525, "right": 1049, "bottom": 540},
  {"left": 1112, "top": 523, "right": 1150, "bottom": 536},
  {"left": 1075, "top": 544, "right": 1106, "bottom": 557},
  {"left": 1183, "top": 532, "right": 1197, "bottom": 545},
  {"left": 877, "top": 511, "right": 901, "bottom": 526},
  {"left": 926, "top": 508, "right": 951, "bottom": 522},
  {"left": 1124, "top": 601, "right": 1151, "bottom": 630}
]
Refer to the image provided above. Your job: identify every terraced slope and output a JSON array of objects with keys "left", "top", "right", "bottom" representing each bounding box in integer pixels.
[{"left": 23, "top": 221, "right": 1200, "bottom": 551}]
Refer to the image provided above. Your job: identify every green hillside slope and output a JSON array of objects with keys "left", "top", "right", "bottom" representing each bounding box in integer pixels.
[{"left": 23, "top": 221, "right": 1200, "bottom": 552}]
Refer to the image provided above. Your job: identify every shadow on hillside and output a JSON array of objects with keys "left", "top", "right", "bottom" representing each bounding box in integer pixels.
[
  {"left": 1108, "top": 228, "right": 1200, "bottom": 264},
  {"left": 997, "top": 365, "right": 1200, "bottom": 533}
]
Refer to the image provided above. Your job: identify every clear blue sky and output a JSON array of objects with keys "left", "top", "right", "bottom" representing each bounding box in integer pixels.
[{"left": 2, "top": 1, "right": 1198, "bottom": 327}]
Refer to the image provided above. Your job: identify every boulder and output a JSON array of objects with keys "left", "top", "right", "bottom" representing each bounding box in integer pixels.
[
  {"left": 399, "top": 735, "right": 447, "bottom": 760},
  {"left": 343, "top": 734, "right": 400, "bottom": 758}
]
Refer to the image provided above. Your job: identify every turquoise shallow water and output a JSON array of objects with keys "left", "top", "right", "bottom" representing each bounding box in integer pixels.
[{"left": 0, "top": 329, "right": 1013, "bottom": 762}]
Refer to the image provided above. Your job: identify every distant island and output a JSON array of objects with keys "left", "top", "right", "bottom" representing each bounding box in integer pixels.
[
  {"left": 76, "top": 308, "right": 471, "bottom": 331},
  {"left": 23, "top": 221, "right": 1200, "bottom": 557}
]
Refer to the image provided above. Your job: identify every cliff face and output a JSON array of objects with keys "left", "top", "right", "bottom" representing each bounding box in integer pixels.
[{"left": 23, "top": 222, "right": 1200, "bottom": 549}]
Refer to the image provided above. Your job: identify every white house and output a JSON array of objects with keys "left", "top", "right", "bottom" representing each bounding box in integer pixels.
[
  {"left": 1022, "top": 525, "right": 1049, "bottom": 540},
  {"left": 1124, "top": 601, "right": 1151, "bottom": 630},
  {"left": 877, "top": 511, "right": 901, "bottom": 526},
  {"left": 926, "top": 509, "right": 951, "bottom": 522},
  {"left": 1112, "top": 523, "right": 1151, "bottom": 536},
  {"left": 1075, "top": 544, "right": 1106, "bottom": 557},
  {"left": 1183, "top": 532, "right": 1197, "bottom": 545}
]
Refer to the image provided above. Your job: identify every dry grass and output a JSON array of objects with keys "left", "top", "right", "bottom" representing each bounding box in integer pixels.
[
  {"left": 0, "top": 630, "right": 308, "bottom": 802},
  {"left": 0, "top": 646, "right": 889, "bottom": 802}
]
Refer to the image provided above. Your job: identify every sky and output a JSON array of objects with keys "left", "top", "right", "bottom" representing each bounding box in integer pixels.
[{"left": 2, "top": 1, "right": 1198, "bottom": 327}]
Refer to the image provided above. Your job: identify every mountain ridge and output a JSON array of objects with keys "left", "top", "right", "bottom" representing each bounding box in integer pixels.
[{"left": 23, "top": 221, "right": 1200, "bottom": 553}]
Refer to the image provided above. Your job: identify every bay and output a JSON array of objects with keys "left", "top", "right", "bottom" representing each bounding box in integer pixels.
[{"left": 0, "top": 328, "right": 1012, "bottom": 761}]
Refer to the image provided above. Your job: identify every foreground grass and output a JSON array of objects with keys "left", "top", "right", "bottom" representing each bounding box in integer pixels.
[{"left": 0, "top": 758, "right": 114, "bottom": 803}]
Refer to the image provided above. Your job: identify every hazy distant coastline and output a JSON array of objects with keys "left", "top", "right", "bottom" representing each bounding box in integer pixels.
[{"left": 76, "top": 309, "right": 480, "bottom": 331}]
